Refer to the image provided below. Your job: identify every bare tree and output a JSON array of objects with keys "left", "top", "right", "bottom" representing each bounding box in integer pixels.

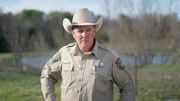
[
  {"left": 2, "top": 13, "right": 24, "bottom": 72},
  {"left": 101, "top": 0, "right": 180, "bottom": 97}
]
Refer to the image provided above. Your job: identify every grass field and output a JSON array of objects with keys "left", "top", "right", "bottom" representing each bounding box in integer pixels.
[
  {"left": 134, "top": 64, "right": 180, "bottom": 101},
  {"left": 0, "top": 62, "right": 180, "bottom": 101}
]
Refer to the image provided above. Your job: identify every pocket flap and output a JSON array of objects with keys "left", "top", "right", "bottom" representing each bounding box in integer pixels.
[{"left": 62, "top": 62, "right": 73, "bottom": 71}]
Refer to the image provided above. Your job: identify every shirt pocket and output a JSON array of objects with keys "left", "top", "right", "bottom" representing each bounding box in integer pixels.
[
  {"left": 63, "top": 63, "right": 73, "bottom": 71},
  {"left": 61, "top": 61, "right": 74, "bottom": 88},
  {"left": 94, "top": 66, "right": 112, "bottom": 92}
]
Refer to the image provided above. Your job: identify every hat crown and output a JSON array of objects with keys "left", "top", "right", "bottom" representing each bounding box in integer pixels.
[
  {"left": 72, "top": 8, "right": 96, "bottom": 24},
  {"left": 63, "top": 8, "right": 103, "bottom": 34}
]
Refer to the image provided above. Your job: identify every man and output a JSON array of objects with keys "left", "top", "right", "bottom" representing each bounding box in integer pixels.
[{"left": 41, "top": 8, "right": 135, "bottom": 101}]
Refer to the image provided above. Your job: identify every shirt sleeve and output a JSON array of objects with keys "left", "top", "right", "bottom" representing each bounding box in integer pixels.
[
  {"left": 112, "top": 55, "right": 136, "bottom": 101},
  {"left": 40, "top": 51, "right": 62, "bottom": 101}
]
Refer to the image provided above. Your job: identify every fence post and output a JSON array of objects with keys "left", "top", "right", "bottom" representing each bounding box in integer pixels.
[{"left": 134, "top": 52, "right": 138, "bottom": 95}]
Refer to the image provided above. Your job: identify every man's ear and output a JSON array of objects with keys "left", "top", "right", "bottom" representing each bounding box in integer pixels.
[
  {"left": 93, "top": 27, "right": 96, "bottom": 33},
  {"left": 94, "top": 26, "right": 96, "bottom": 33},
  {"left": 71, "top": 30, "right": 74, "bottom": 35}
]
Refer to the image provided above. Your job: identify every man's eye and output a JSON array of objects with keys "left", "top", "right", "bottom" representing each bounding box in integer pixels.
[{"left": 78, "top": 30, "right": 83, "bottom": 33}]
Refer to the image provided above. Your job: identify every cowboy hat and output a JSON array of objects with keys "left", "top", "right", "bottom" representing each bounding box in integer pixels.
[{"left": 63, "top": 8, "right": 103, "bottom": 34}]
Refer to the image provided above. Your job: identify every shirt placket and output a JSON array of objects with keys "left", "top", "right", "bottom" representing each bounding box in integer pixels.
[{"left": 77, "top": 55, "right": 87, "bottom": 101}]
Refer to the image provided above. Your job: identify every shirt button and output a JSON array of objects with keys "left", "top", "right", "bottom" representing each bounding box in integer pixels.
[
  {"left": 81, "top": 68, "right": 83, "bottom": 70},
  {"left": 79, "top": 79, "right": 81, "bottom": 81},
  {"left": 77, "top": 91, "right": 79, "bottom": 93}
]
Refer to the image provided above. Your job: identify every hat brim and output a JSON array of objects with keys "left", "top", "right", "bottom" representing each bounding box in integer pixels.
[{"left": 63, "top": 17, "right": 103, "bottom": 34}]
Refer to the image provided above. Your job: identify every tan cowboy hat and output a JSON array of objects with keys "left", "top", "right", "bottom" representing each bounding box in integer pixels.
[{"left": 63, "top": 8, "right": 103, "bottom": 34}]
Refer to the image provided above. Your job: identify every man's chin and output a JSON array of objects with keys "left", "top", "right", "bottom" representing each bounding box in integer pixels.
[
  {"left": 80, "top": 43, "right": 89, "bottom": 47},
  {"left": 81, "top": 44, "right": 87, "bottom": 47}
]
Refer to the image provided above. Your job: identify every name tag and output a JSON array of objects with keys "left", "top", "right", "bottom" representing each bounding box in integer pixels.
[{"left": 62, "top": 60, "right": 70, "bottom": 64}]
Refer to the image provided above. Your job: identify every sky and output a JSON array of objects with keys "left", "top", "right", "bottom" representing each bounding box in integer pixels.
[
  {"left": 0, "top": 0, "right": 106, "bottom": 16},
  {"left": 0, "top": 0, "right": 180, "bottom": 18}
]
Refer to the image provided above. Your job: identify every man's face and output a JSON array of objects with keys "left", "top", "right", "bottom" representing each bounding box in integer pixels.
[{"left": 72, "top": 25, "right": 96, "bottom": 50}]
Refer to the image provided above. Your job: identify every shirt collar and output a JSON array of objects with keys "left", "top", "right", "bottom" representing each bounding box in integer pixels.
[
  {"left": 70, "top": 43, "right": 81, "bottom": 56},
  {"left": 92, "top": 40, "right": 99, "bottom": 57},
  {"left": 70, "top": 40, "right": 99, "bottom": 57}
]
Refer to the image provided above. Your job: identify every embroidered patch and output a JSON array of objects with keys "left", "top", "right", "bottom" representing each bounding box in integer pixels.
[
  {"left": 51, "top": 52, "right": 59, "bottom": 62},
  {"left": 115, "top": 58, "right": 125, "bottom": 70}
]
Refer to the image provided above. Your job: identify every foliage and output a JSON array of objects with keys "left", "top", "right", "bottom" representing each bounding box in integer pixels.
[
  {"left": 0, "top": 27, "right": 9, "bottom": 52},
  {"left": 63, "top": 12, "right": 73, "bottom": 21},
  {"left": 0, "top": 9, "right": 180, "bottom": 54},
  {"left": 0, "top": 53, "right": 13, "bottom": 59},
  {"left": 95, "top": 28, "right": 109, "bottom": 43},
  {"left": 20, "top": 9, "right": 44, "bottom": 20}
]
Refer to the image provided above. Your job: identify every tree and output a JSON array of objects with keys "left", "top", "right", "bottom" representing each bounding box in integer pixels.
[
  {"left": 1, "top": 13, "right": 24, "bottom": 72},
  {"left": 96, "top": 28, "right": 109, "bottom": 44},
  {"left": 0, "top": 16, "right": 9, "bottom": 52},
  {"left": 47, "top": 11, "right": 73, "bottom": 48},
  {"left": 18, "top": 9, "right": 48, "bottom": 52},
  {"left": 20, "top": 9, "right": 44, "bottom": 20}
]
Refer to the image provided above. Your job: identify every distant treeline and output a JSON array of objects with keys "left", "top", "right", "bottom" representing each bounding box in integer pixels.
[
  {"left": 0, "top": 9, "right": 180, "bottom": 55},
  {"left": 0, "top": 9, "right": 109, "bottom": 52}
]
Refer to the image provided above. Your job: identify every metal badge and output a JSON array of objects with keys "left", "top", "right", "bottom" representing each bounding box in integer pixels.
[{"left": 98, "top": 60, "right": 104, "bottom": 68}]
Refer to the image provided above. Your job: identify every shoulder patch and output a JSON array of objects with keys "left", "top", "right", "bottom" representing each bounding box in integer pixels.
[
  {"left": 67, "top": 42, "right": 75, "bottom": 47},
  {"left": 115, "top": 57, "right": 125, "bottom": 70},
  {"left": 51, "top": 52, "right": 60, "bottom": 62}
]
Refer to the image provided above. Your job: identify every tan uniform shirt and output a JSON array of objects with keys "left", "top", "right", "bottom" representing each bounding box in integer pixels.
[{"left": 41, "top": 41, "right": 135, "bottom": 101}]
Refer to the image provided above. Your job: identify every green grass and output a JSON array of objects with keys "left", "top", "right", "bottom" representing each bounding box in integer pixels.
[
  {"left": 0, "top": 53, "right": 13, "bottom": 59},
  {"left": 0, "top": 72, "right": 43, "bottom": 101},
  {"left": 0, "top": 64, "right": 180, "bottom": 101},
  {"left": 113, "top": 77, "right": 180, "bottom": 101},
  {"left": 0, "top": 72, "right": 61, "bottom": 101},
  {"left": 136, "top": 78, "right": 180, "bottom": 101},
  {"left": 115, "top": 64, "right": 180, "bottom": 101},
  {"left": 0, "top": 51, "right": 56, "bottom": 60},
  {"left": 140, "top": 64, "right": 180, "bottom": 73}
]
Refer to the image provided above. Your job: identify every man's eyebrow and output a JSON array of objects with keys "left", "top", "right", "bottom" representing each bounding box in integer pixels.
[{"left": 87, "top": 28, "right": 92, "bottom": 30}]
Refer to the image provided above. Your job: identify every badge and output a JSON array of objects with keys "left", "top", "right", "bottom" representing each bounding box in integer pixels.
[
  {"left": 115, "top": 58, "right": 125, "bottom": 70},
  {"left": 98, "top": 60, "right": 104, "bottom": 68},
  {"left": 62, "top": 60, "right": 70, "bottom": 64}
]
